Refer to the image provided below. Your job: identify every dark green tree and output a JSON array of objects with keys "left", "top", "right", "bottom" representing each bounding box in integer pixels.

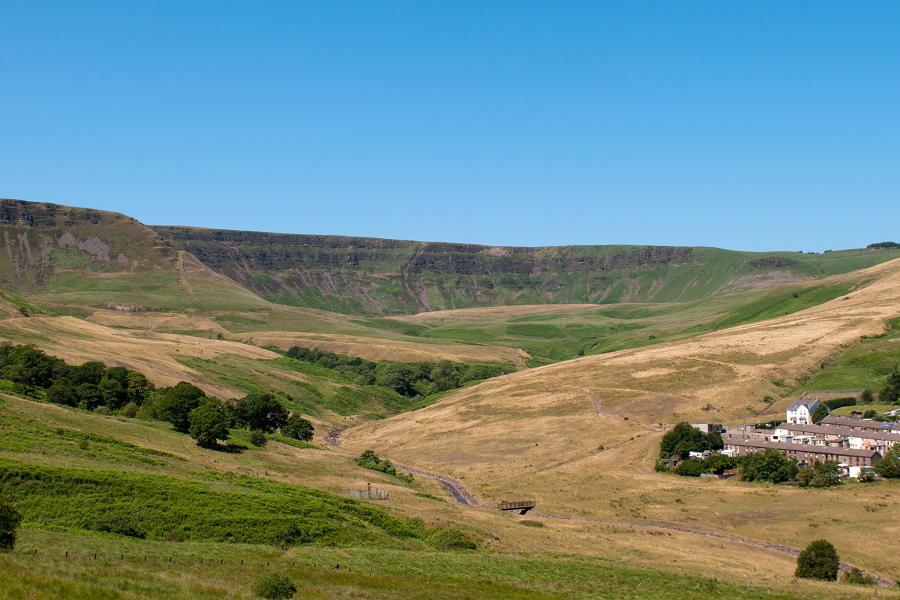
[
  {"left": 795, "top": 539, "right": 840, "bottom": 581},
  {"left": 741, "top": 449, "right": 799, "bottom": 483},
  {"left": 249, "top": 430, "right": 268, "bottom": 447},
  {"left": 879, "top": 368, "right": 900, "bottom": 404},
  {"left": 0, "top": 497, "right": 22, "bottom": 551},
  {"left": 281, "top": 415, "right": 314, "bottom": 441},
  {"left": 877, "top": 445, "right": 900, "bottom": 478},
  {"left": 46, "top": 379, "right": 78, "bottom": 406},
  {"left": 157, "top": 382, "right": 207, "bottom": 433},
  {"left": 430, "top": 361, "right": 460, "bottom": 392},
  {"left": 126, "top": 371, "right": 154, "bottom": 405},
  {"left": 811, "top": 403, "right": 829, "bottom": 424},
  {"left": 659, "top": 423, "right": 722, "bottom": 459},
  {"left": 797, "top": 461, "right": 842, "bottom": 488},
  {"left": 188, "top": 399, "right": 232, "bottom": 448},
  {"left": 233, "top": 393, "right": 288, "bottom": 432}
]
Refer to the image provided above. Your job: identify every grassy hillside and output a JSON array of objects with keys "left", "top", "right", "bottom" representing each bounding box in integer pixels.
[
  {"left": 803, "top": 316, "right": 900, "bottom": 391},
  {"left": 154, "top": 225, "right": 900, "bottom": 315}
]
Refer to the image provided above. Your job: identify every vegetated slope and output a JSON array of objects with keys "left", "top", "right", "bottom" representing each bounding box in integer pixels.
[
  {"left": 154, "top": 225, "right": 900, "bottom": 315},
  {"left": 343, "top": 258, "right": 900, "bottom": 487}
]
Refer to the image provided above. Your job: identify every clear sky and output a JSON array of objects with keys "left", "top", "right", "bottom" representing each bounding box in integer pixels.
[{"left": 1, "top": 1, "right": 898, "bottom": 251}]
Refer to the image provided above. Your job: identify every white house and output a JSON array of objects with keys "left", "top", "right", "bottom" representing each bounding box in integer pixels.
[{"left": 786, "top": 398, "right": 826, "bottom": 425}]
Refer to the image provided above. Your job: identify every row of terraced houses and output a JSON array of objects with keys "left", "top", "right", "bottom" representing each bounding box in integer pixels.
[{"left": 718, "top": 398, "right": 899, "bottom": 478}]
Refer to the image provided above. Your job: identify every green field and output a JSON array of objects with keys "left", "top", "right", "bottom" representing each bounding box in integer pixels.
[{"left": 804, "top": 317, "right": 900, "bottom": 392}]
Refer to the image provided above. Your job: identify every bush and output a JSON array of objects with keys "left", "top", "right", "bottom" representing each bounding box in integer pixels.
[
  {"left": 355, "top": 450, "right": 412, "bottom": 482},
  {"left": 253, "top": 573, "right": 297, "bottom": 599},
  {"left": 860, "top": 389, "right": 874, "bottom": 404},
  {"left": 425, "top": 528, "right": 477, "bottom": 551},
  {"left": 795, "top": 539, "right": 840, "bottom": 581},
  {"left": 842, "top": 567, "right": 875, "bottom": 585},
  {"left": 673, "top": 458, "right": 704, "bottom": 477},
  {"left": 824, "top": 397, "right": 856, "bottom": 410},
  {"left": 0, "top": 497, "right": 22, "bottom": 550},
  {"left": 811, "top": 404, "right": 829, "bottom": 424},
  {"left": 92, "top": 512, "right": 145, "bottom": 539},
  {"left": 250, "top": 430, "right": 268, "bottom": 447},
  {"left": 157, "top": 382, "right": 207, "bottom": 433},
  {"left": 741, "top": 449, "right": 798, "bottom": 483},
  {"left": 281, "top": 415, "right": 314, "bottom": 441},
  {"left": 188, "top": 399, "right": 232, "bottom": 448},
  {"left": 857, "top": 470, "right": 876, "bottom": 483}
]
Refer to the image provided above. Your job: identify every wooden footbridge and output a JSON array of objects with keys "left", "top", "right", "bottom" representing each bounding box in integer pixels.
[{"left": 498, "top": 500, "right": 536, "bottom": 515}]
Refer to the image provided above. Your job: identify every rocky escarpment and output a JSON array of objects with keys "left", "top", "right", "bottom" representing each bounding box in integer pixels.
[
  {"left": 153, "top": 226, "right": 843, "bottom": 315},
  {"left": 0, "top": 199, "right": 176, "bottom": 292}
]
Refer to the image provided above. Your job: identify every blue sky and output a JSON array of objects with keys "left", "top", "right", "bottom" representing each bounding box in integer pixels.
[{"left": 1, "top": 1, "right": 898, "bottom": 250}]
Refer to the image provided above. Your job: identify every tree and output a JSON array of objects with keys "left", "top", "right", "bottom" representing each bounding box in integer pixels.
[
  {"left": 860, "top": 389, "right": 874, "bottom": 404},
  {"left": 430, "top": 361, "right": 460, "bottom": 392},
  {"left": 797, "top": 461, "right": 843, "bottom": 488},
  {"left": 47, "top": 379, "right": 78, "bottom": 406},
  {"left": 282, "top": 415, "right": 314, "bottom": 441},
  {"left": 811, "top": 403, "right": 829, "bottom": 424},
  {"left": 659, "top": 423, "right": 721, "bottom": 459},
  {"left": 0, "top": 497, "right": 22, "bottom": 551},
  {"left": 795, "top": 539, "right": 840, "bottom": 581},
  {"left": 157, "top": 382, "right": 207, "bottom": 433},
  {"left": 879, "top": 368, "right": 900, "bottom": 404},
  {"left": 741, "top": 449, "right": 798, "bottom": 483},
  {"left": 233, "top": 393, "right": 288, "bottom": 433},
  {"left": 98, "top": 372, "right": 128, "bottom": 409},
  {"left": 126, "top": 371, "right": 154, "bottom": 405},
  {"left": 253, "top": 573, "right": 296, "bottom": 599},
  {"left": 673, "top": 458, "right": 704, "bottom": 477},
  {"left": 877, "top": 445, "right": 900, "bottom": 478},
  {"left": 188, "top": 399, "right": 232, "bottom": 448}
]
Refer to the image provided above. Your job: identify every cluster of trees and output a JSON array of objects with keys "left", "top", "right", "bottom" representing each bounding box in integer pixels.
[
  {"left": 797, "top": 460, "right": 842, "bottom": 488},
  {"left": 879, "top": 368, "right": 900, "bottom": 404},
  {"left": 671, "top": 453, "right": 738, "bottom": 477},
  {"left": 142, "top": 388, "right": 314, "bottom": 449},
  {"left": 658, "top": 422, "right": 724, "bottom": 460},
  {"left": 0, "top": 343, "right": 315, "bottom": 451},
  {"left": 285, "top": 346, "right": 513, "bottom": 398},
  {"left": 867, "top": 241, "right": 899, "bottom": 249},
  {"left": 0, "top": 343, "right": 153, "bottom": 414},
  {"left": 355, "top": 450, "right": 413, "bottom": 482}
]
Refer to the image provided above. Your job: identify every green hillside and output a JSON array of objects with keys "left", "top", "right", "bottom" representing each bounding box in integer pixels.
[{"left": 154, "top": 225, "right": 900, "bottom": 315}]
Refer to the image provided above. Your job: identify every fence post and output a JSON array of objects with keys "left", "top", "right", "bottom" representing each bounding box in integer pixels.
[{"left": 367, "top": 482, "right": 372, "bottom": 500}]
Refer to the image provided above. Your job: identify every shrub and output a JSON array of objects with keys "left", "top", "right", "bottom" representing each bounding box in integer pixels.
[
  {"left": 797, "top": 461, "right": 843, "bottom": 488},
  {"left": 355, "top": 450, "right": 412, "bottom": 482},
  {"left": 425, "top": 528, "right": 477, "bottom": 551},
  {"left": 0, "top": 497, "right": 22, "bottom": 550},
  {"left": 795, "top": 539, "right": 840, "bottom": 581},
  {"left": 281, "top": 415, "right": 314, "bottom": 441},
  {"left": 188, "top": 399, "right": 232, "bottom": 448},
  {"left": 824, "top": 397, "right": 856, "bottom": 410},
  {"left": 253, "top": 573, "right": 297, "bottom": 599},
  {"left": 673, "top": 458, "right": 704, "bottom": 477},
  {"left": 857, "top": 470, "right": 876, "bottom": 483},
  {"left": 860, "top": 389, "right": 874, "bottom": 404},
  {"left": 92, "top": 512, "right": 145, "bottom": 539},
  {"left": 250, "top": 430, "right": 268, "bottom": 447},
  {"left": 842, "top": 567, "right": 875, "bottom": 585}
]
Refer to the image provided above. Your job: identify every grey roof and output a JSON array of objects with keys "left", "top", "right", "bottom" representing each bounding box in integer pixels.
[
  {"left": 776, "top": 422, "right": 900, "bottom": 442},
  {"left": 788, "top": 398, "right": 820, "bottom": 411},
  {"left": 821, "top": 415, "right": 899, "bottom": 432},
  {"left": 724, "top": 436, "right": 880, "bottom": 458}
]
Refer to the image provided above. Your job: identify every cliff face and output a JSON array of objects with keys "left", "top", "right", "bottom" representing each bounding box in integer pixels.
[
  {"left": 0, "top": 199, "right": 176, "bottom": 293},
  {"left": 152, "top": 226, "right": 801, "bottom": 315}
]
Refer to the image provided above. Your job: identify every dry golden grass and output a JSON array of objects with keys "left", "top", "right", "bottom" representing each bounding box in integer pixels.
[
  {"left": 395, "top": 303, "right": 602, "bottom": 322},
  {"left": 0, "top": 316, "right": 277, "bottom": 397},
  {"left": 238, "top": 331, "right": 527, "bottom": 366},
  {"left": 342, "top": 257, "right": 900, "bottom": 580}
]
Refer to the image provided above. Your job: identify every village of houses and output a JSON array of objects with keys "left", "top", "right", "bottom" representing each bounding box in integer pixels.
[{"left": 691, "top": 396, "right": 900, "bottom": 479}]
